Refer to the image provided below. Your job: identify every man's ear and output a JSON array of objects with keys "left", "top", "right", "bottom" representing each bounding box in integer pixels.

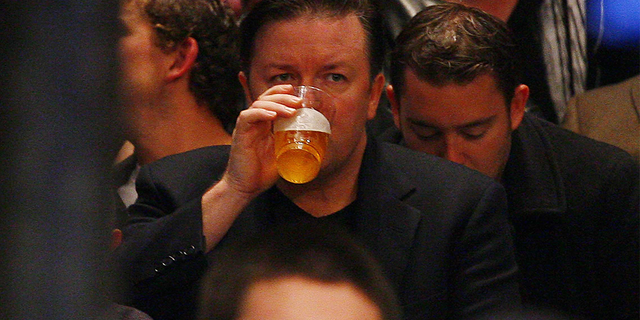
[
  {"left": 166, "top": 37, "right": 198, "bottom": 82},
  {"left": 367, "top": 73, "right": 386, "bottom": 120},
  {"left": 386, "top": 84, "right": 401, "bottom": 129},
  {"left": 509, "top": 84, "right": 529, "bottom": 130},
  {"left": 238, "top": 71, "right": 253, "bottom": 103}
]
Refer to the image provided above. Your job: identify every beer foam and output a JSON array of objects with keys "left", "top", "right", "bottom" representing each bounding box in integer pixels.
[{"left": 273, "top": 108, "right": 331, "bottom": 133}]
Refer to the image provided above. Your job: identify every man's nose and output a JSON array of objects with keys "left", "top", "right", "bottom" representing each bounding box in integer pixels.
[
  {"left": 300, "top": 77, "right": 316, "bottom": 88},
  {"left": 443, "top": 144, "right": 465, "bottom": 165}
]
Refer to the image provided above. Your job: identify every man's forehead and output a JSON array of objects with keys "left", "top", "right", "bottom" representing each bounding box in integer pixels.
[
  {"left": 400, "top": 71, "right": 507, "bottom": 120},
  {"left": 256, "top": 13, "right": 365, "bottom": 38},
  {"left": 251, "top": 14, "right": 368, "bottom": 58},
  {"left": 407, "top": 114, "right": 497, "bottom": 129}
]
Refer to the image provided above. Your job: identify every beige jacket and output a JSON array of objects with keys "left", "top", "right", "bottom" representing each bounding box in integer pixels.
[{"left": 563, "top": 75, "right": 640, "bottom": 162}]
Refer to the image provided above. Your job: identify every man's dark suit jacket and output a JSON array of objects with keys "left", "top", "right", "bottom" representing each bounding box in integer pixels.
[
  {"left": 113, "top": 140, "right": 521, "bottom": 320},
  {"left": 382, "top": 113, "right": 639, "bottom": 320}
]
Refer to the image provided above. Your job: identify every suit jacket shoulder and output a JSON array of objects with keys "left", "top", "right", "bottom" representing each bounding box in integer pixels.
[
  {"left": 134, "top": 145, "right": 230, "bottom": 211},
  {"left": 507, "top": 113, "right": 637, "bottom": 214},
  {"left": 505, "top": 113, "right": 639, "bottom": 319},
  {"left": 357, "top": 140, "right": 520, "bottom": 319},
  {"left": 562, "top": 75, "right": 640, "bottom": 161}
]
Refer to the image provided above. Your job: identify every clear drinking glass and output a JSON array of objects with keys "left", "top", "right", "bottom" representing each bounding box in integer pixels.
[{"left": 273, "top": 86, "right": 335, "bottom": 184}]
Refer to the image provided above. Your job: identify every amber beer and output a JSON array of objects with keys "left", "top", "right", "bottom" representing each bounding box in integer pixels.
[{"left": 274, "top": 107, "right": 331, "bottom": 184}]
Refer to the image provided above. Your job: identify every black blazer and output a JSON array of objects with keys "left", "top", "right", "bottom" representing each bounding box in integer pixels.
[
  {"left": 504, "top": 114, "right": 639, "bottom": 319},
  {"left": 114, "top": 140, "right": 521, "bottom": 320},
  {"left": 381, "top": 113, "right": 639, "bottom": 319}
]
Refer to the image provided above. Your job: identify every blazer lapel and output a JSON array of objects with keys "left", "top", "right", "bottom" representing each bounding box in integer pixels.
[
  {"left": 503, "top": 114, "right": 567, "bottom": 218},
  {"left": 354, "top": 139, "right": 422, "bottom": 286}
]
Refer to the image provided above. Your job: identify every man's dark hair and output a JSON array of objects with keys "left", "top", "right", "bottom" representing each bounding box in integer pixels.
[
  {"left": 389, "top": 3, "right": 521, "bottom": 105},
  {"left": 197, "top": 223, "right": 401, "bottom": 320},
  {"left": 136, "top": 0, "right": 243, "bottom": 131},
  {"left": 239, "top": 0, "right": 385, "bottom": 80}
]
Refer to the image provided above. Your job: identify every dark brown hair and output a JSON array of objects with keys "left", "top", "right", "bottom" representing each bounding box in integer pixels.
[
  {"left": 197, "top": 223, "right": 401, "bottom": 320},
  {"left": 135, "top": 0, "right": 243, "bottom": 131},
  {"left": 239, "top": 0, "right": 385, "bottom": 80},
  {"left": 389, "top": 3, "right": 521, "bottom": 105}
]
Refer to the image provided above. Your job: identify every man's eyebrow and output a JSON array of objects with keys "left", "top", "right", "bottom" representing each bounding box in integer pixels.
[
  {"left": 321, "top": 62, "right": 350, "bottom": 71},
  {"left": 264, "top": 63, "right": 293, "bottom": 70},
  {"left": 406, "top": 115, "right": 497, "bottom": 128},
  {"left": 407, "top": 118, "right": 437, "bottom": 128},
  {"left": 264, "top": 59, "right": 350, "bottom": 69},
  {"left": 458, "top": 115, "right": 496, "bottom": 129}
]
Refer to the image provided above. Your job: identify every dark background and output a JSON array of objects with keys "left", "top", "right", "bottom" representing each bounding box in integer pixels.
[{"left": 1, "top": 1, "right": 122, "bottom": 319}]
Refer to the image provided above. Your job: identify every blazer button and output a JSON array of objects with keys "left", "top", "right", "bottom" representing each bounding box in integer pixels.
[
  {"left": 161, "top": 256, "right": 176, "bottom": 267},
  {"left": 185, "top": 245, "right": 197, "bottom": 255}
]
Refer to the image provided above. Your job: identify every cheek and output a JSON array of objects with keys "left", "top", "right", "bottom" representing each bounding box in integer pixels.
[
  {"left": 493, "top": 135, "right": 512, "bottom": 165},
  {"left": 247, "top": 78, "right": 270, "bottom": 100},
  {"left": 118, "top": 48, "right": 164, "bottom": 107},
  {"left": 331, "top": 93, "right": 370, "bottom": 129},
  {"left": 324, "top": 96, "right": 369, "bottom": 158},
  {"left": 488, "top": 125, "right": 513, "bottom": 157},
  {"left": 470, "top": 131, "right": 511, "bottom": 177},
  {"left": 119, "top": 34, "right": 146, "bottom": 60},
  {"left": 119, "top": 33, "right": 162, "bottom": 70},
  {"left": 119, "top": 43, "right": 146, "bottom": 79},
  {"left": 123, "top": 46, "right": 162, "bottom": 82}
]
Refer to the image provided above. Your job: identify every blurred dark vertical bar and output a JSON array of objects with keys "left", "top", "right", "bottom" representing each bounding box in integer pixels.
[{"left": 1, "top": 1, "right": 120, "bottom": 319}]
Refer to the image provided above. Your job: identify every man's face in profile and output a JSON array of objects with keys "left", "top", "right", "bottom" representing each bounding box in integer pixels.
[{"left": 117, "top": 1, "right": 168, "bottom": 109}]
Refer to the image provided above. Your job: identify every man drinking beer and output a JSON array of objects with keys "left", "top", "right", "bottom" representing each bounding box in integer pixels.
[{"left": 113, "top": 1, "right": 521, "bottom": 319}]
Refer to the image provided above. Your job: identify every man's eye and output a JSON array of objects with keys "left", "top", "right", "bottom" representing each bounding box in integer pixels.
[
  {"left": 412, "top": 126, "right": 440, "bottom": 141},
  {"left": 272, "top": 74, "right": 293, "bottom": 82},
  {"left": 327, "top": 74, "right": 345, "bottom": 82},
  {"left": 417, "top": 132, "right": 440, "bottom": 141},
  {"left": 462, "top": 128, "right": 486, "bottom": 139}
]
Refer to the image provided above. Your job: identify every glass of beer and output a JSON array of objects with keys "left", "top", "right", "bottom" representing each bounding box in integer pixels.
[{"left": 273, "top": 86, "right": 335, "bottom": 184}]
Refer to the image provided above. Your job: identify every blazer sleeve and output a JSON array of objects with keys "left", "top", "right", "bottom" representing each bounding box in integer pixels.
[
  {"left": 110, "top": 166, "right": 212, "bottom": 320},
  {"left": 112, "top": 147, "right": 229, "bottom": 285},
  {"left": 452, "top": 181, "right": 522, "bottom": 319},
  {"left": 110, "top": 148, "right": 230, "bottom": 320},
  {"left": 115, "top": 179, "right": 208, "bottom": 284}
]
